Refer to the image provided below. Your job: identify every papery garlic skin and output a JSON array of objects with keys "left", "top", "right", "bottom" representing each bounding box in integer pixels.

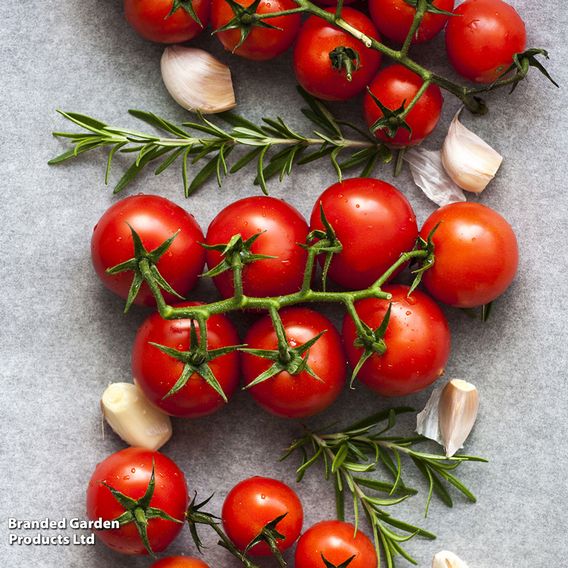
[
  {"left": 432, "top": 550, "right": 470, "bottom": 568},
  {"left": 101, "top": 382, "right": 172, "bottom": 451},
  {"left": 161, "top": 46, "right": 236, "bottom": 114},
  {"left": 441, "top": 110, "right": 503, "bottom": 193}
]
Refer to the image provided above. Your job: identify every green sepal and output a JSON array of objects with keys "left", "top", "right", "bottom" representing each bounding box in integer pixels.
[
  {"left": 322, "top": 554, "right": 356, "bottom": 568},
  {"left": 497, "top": 48, "right": 559, "bottom": 93},
  {"left": 329, "top": 46, "right": 361, "bottom": 82},
  {"left": 244, "top": 513, "right": 288, "bottom": 562},
  {"left": 403, "top": 0, "right": 455, "bottom": 16},
  {"left": 185, "top": 493, "right": 219, "bottom": 553},
  {"left": 167, "top": 0, "right": 203, "bottom": 27},
  {"left": 366, "top": 88, "right": 413, "bottom": 140},
  {"left": 408, "top": 223, "right": 438, "bottom": 296}
]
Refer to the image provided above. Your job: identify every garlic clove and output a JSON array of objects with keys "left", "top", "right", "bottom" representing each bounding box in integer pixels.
[
  {"left": 101, "top": 382, "right": 172, "bottom": 451},
  {"left": 441, "top": 109, "right": 503, "bottom": 194},
  {"left": 161, "top": 46, "right": 236, "bottom": 114},
  {"left": 432, "top": 550, "right": 470, "bottom": 568}
]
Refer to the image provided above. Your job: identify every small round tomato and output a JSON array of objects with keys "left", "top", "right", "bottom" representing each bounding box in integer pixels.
[
  {"left": 369, "top": 0, "right": 454, "bottom": 44},
  {"left": 222, "top": 477, "right": 303, "bottom": 556},
  {"left": 295, "top": 520, "right": 377, "bottom": 568},
  {"left": 445, "top": 0, "right": 526, "bottom": 84},
  {"left": 293, "top": 8, "right": 382, "bottom": 101},
  {"left": 205, "top": 196, "right": 308, "bottom": 298},
  {"left": 91, "top": 195, "right": 205, "bottom": 308},
  {"left": 86, "top": 448, "right": 188, "bottom": 555},
  {"left": 124, "top": 0, "right": 210, "bottom": 43},
  {"left": 152, "top": 557, "right": 209, "bottom": 568},
  {"left": 211, "top": 0, "right": 301, "bottom": 60},
  {"left": 343, "top": 285, "right": 450, "bottom": 397},
  {"left": 309, "top": 178, "right": 417, "bottom": 290},
  {"left": 364, "top": 65, "right": 443, "bottom": 147},
  {"left": 132, "top": 301, "right": 240, "bottom": 418},
  {"left": 243, "top": 308, "right": 345, "bottom": 418},
  {"left": 420, "top": 202, "right": 519, "bottom": 308}
]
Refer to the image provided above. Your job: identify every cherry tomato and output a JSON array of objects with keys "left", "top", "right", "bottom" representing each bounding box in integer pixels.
[
  {"left": 152, "top": 558, "right": 209, "bottom": 568},
  {"left": 211, "top": 0, "right": 301, "bottom": 60},
  {"left": 243, "top": 308, "right": 345, "bottom": 418},
  {"left": 309, "top": 178, "right": 417, "bottom": 290},
  {"left": 124, "top": 0, "right": 210, "bottom": 43},
  {"left": 293, "top": 8, "right": 382, "bottom": 101},
  {"left": 86, "top": 448, "right": 188, "bottom": 555},
  {"left": 420, "top": 202, "right": 519, "bottom": 308},
  {"left": 222, "top": 477, "right": 303, "bottom": 556},
  {"left": 364, "top": 64, "right": 443, "bottom": 147},
  {"left": 132, "top": 301, "right": 240, "bottom": 418},
  {"left": 205, "top": 196, "right": 308, "bottom": 298},
  {"left": 369, "top": 0, "right": 454, "bottom": 44},
  {"left": 91, "top": 195, "right": 205, "bottom": 308},
  {"left": 445, "top": 0, "right": 526, "bottom": 84},
  {"left": 343, "top": 285, "right": 450, "bottom": 397},
  {"left": 295, "top": 520, "right": 377, "bottom": 568}
]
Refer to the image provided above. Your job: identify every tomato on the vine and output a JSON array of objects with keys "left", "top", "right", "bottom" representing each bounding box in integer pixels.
[
  {"left": 293, "top": 8, "right": 382, "bottom": 101},
  {"left": 205, "top": 196, "right": 308, "bottom": 298},
  {"left": 151, "top": 558, "right": 209, "bottom": 568},
  {"left": 445, "top": 0, "right": 526, "bottom": 84},
  {"left": 343, "top": 285, "right": 450, "bottom": 397},
  {"left": 222, "top": 477, "right": 303, "bottom": 556},
  {"left": 86, "top": 448, "right": 188, "bottom": 555},
  {"left": 124, "top": 0, "right": 210, "bottom": 43},
  {"left": 132, "top": 301, "right": 240, "bottom": 418},
  {"left": 211, "top": 0, "right": 301, "bottom": 60},
  {"left": 242, "top": 307, "right": 345, "bottom": 418},
  {"left": 369, "top": 0, "right": 454, "bottom": 45},
  {"left": 309, "top": 178, "right": 418, "bottom": 290},
  {"left": 295, "top": 520, "right": 377, "bottom": 568},
  {"left": 420, "top": 202, "right": 519, "bottom": 308},
  {"left": 364, "top": 64, "right": 443, "bottom": 147},
  {"left": 91, "top": 195, "right": 205, "bottom": 308}
]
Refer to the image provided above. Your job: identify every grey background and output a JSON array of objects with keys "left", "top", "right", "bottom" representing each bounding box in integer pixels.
[{"left": 1, "top": 1, "right": 567, "bottom": 567}]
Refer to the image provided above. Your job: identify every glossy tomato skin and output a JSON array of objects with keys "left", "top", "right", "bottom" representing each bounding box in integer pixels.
[
  {"left": 124, "top": 0, "right": 210, "bottom": 43},
  {"left": 205, "top": 196, "right": 308, "bottom": 298},
  {"left": 243, "top": 308, "right": 345, "bottom": 418},
  {"left": 295, "top": 520, "right": 377, "bottom": 568},
  {"left": 309, "top": 178, "right": 417, "bottom": 290},
  {"left": 132, "top": 301, "right": 240, "bottom": 418},
  {"left": 343, "top": 285, "right": 450, "bottom": 397},
  {"left": 91, "top": 195, "right": 205, "bottom": 307},
  {"left": 86, "top": 448, "right": 188, "bottom": 555},
  {"left": 364, "top": 65, "right": 443, "bottom": 147},
  {"left": 222, "top": 477, "right": 303, "bottom": 556},
  {"left": 211, "top": 0, "right": 301, "bottom": 60},
  {"left": 294, "top": 8, "right": 382, "bottom": 101},
  {"left": 420, "top": 202, "right": 519, "bottom": 308},
  {"left": 445, "top": 0, "right": 526, "bottom": 83},
  {"left": 151, "top": 557, "right": 210, "bottom": 568},
  {"left": 369, "top": 0, "right": 454, "bottom": 44}
]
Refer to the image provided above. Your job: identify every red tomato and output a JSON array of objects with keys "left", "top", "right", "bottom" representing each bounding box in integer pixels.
[
  {"left": 242, "top": 308, "right": 345, "bottom": 418},
  {"left": 445, "top": 0, "right": 526, "bottom": 83},
  {"left": 369, "top": 0, "right": 454, "bottom": 44},
  {"left": 86, "top": 448, "right": 188, "bottom": 555},
  {"left": 132, "top": 301, "right": 240, "bottom": 418},
  {"left": 420, "top": 202, "right": 519, "bottom": 308},
  {"left": 364, "top": 65, "right": 443, "bottom": 147},
  {"left": 211, "top": 0, "right": 301, "bottom": 60},
  {"left": 309, "top": 178, "right": 417, "bottom": 290},
  {"left": 343, "top": 285, "right": 450, "bottom": 396},
  {"left": 222, "top": 477, "right": 303, "bottom": 556},
  {"left": 293, "top": 8, "right": 382, "bottom": 101},
  {"left": 205, "top": 196, "right": 308, "bottom": 298},
  {"left": 124, "top": 0, "right": 210, "bottom": 43},
  {"left": 152, "top": 558, "right": 209, "bottom": 568},
  {"left": 91, "top": 195, "right": 205, "bottom": 308},
  {"left": 295, "top": 520, "right": 377, "bottom": 568}
]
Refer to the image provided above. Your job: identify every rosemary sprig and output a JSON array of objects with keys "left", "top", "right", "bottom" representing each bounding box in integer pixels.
[
  {"left": 49, "top": 88, "right": 391, "bottom": 197},
  {"left": 282, "top": 408, "right": 487, "bottom": 568}
]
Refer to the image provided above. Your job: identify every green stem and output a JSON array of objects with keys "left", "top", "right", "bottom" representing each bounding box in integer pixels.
[{"left": 400, "top": 0, "right": 427, "bottom": 57}]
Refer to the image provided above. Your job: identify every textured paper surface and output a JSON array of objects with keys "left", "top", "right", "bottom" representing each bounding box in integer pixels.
[{"left": 1, "top": 1, "right": 567, "bottom": 567}]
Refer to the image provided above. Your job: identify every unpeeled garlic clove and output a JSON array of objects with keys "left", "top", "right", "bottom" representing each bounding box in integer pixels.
[
  {"left": 432, "top": 550, "right": 470, "bottom": 568},
  {"left": 441, "top": 109, "right": 503, "bottom": 194},
  {"left": 101, "top": 382, "right": 172, "bottom": 451},
  {"left": 161, "top": 46, "right": 236, "bottom": 114}
]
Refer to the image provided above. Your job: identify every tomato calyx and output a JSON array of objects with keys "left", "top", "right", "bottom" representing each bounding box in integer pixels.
[
  {"left": 106, "top": 225, "right": 184, "bottom": 313},
  {"left": 167, "top": 0, "right": 204, "bottom": 26},
  {"left": 329, "top": 47, "right": 361, "bottom": 82},
  {"left": 101, "top": 460, "right": 183, "bottom": 556},
  {"left": 244, "top": 513, "right": 288, "bottom": 565},
  {"left": 403, "top": 0, "right": 455, "bottom": 17},
  {"left": 408, "top": 224, "right": 437, "bottom": 295},
  {"left": 366, "top": 88, "right": 412, "bottom": 140},
  {"left": 321, "top": 554, "right": 355, "bottom": 568},
  {"left": 495, "top": 48, "right": 559, "bottom": 93}
]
